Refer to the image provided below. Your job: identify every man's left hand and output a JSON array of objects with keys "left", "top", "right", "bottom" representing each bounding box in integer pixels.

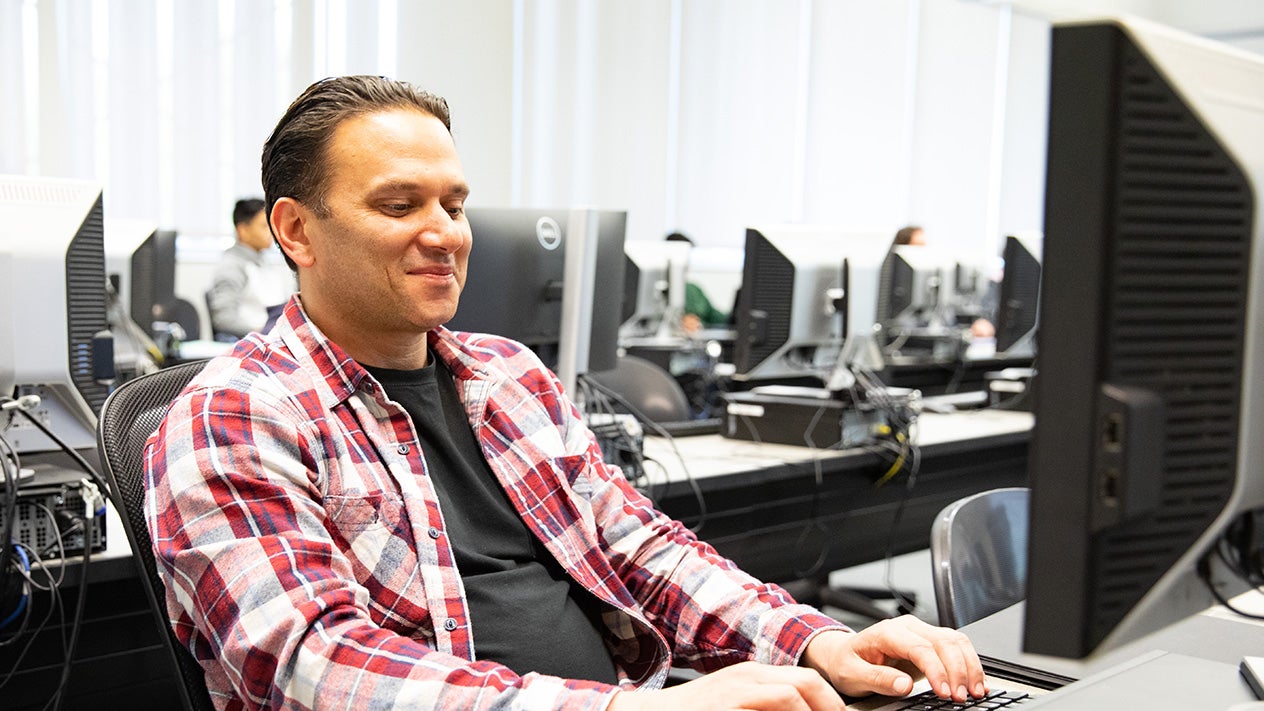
[{"left": 800, "top": 616, "right": 988, "bottom": 703}]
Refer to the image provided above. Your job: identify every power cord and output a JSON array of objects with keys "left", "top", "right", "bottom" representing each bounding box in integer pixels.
[
  {"left": 1199, "top": 509, "right": 1264, "bottom": 621},
  {"left": 46, "top": 512, "right": 92, "bottom": 711},
  {"left": 1, "top": 428, "right": 26, "bottom": 639},
  {"left": 579, "top": 375, "right": 710, "bottom": 534},
  {"left": 4, "top": 401, "right": 110, "bottom": 495}
]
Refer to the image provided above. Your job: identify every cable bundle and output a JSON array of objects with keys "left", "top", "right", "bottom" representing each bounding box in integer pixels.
[{"left": 0, "top": 395, "right": 106, "bottom": 710}]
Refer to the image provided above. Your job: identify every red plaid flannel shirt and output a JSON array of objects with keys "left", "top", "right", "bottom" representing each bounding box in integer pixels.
[{"left": 144, "top": 297, "right": 846, "bottom": 710}]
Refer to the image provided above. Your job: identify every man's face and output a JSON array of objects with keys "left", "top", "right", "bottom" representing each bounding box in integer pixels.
[
  {"left": 292, "top": 109, "right": 472, "bottom": 342},
  {"left": 237, "top": 211, "right": 273, "bottom": 251}
]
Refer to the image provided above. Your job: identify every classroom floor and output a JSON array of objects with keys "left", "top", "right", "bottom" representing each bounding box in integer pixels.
[{"left": 824, "top": 548, "right": 940, "bottom": 630}]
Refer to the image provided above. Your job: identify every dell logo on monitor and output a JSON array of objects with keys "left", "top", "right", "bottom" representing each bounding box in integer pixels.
[{"left": 536, "top": 216, "right": 562, "bottom": 250}]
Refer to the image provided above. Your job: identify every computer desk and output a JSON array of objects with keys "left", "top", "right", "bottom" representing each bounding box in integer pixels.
[
  {"left": 956, "top": 593, "right": 1264, "bottom": 708},
  {"left": 39, "top": 407, "right": 1032, "bottom": 587},
  {"left": 53, "top": 407, "right": 1033, "bottom": 590},
  {"left": 641, "top": 409, "right": 1033, "bottom": 586}
]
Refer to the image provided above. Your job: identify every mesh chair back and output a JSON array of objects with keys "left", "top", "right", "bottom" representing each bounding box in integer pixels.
[
  {"left": 96, "top": 360, "right": 215, "bottom": 711},
  {"left": 930, "top": 487, "right": 1030, "bottom": 629}
]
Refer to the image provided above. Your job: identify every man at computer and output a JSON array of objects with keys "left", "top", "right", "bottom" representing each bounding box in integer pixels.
[
  {"left": 206, "top": 197, "right": 289, "bottom": 340},
  {"left": 144, "top": 75, "right": 987, "bottom": 710}
]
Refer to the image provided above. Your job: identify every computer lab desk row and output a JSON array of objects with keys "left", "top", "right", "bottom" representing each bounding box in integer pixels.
[
  {"left": 643, "top": 409, "right": 1033, "bottom": 586},
  {"left": 76, "top": 407, "right": 1033, "bottom": 588}
]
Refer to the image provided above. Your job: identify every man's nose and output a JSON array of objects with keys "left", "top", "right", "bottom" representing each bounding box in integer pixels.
[{"left": 415, "top": 204, "right": 464, "bottom": 252}]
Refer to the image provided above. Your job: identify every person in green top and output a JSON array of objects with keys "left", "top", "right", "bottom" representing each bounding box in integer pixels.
[{"left": 664, "top": 232, "right": 729, "bottom": 332}]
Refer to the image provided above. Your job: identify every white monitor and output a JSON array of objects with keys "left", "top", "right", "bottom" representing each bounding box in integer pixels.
[
  {"left": 0, "top": 175, "right": 112, "bottom": 453},
  {"left": 619, "top": 240, "right": 692, "bottom": 339}
]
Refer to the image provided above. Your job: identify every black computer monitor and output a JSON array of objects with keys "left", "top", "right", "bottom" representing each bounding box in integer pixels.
[
  {"left": 129, "top": 229, "right": 179, "bottom": 335},
  {"left": 873, "top": 245, "right": 951, "bottom": 331},
  {"left": 992, "top": 234, "right": 1041, "bottom": 356},
  {"left": 1023, "top": 18, "right": 1264, "bottom": 659},
  {"left": 0, "top": 176, "right": 112, "bottom": 454},
  {"left": 106, "top": 222, "right": 179, "bottom": 338},
  {"left": 731, "top": 226, "right": 884, "bottom": 382},
  {"left": 446, "top": 207, "right": 627, "bottom": 377}
]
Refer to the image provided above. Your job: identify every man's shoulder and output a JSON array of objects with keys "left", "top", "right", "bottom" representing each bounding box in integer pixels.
[{"left": 183, "top": 337, "right": 319, "bottom": 407}]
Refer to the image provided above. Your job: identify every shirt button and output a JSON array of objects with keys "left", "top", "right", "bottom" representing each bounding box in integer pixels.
[
  {"left": 397, "top": 443, "right": 409, "bottom": 454},
  {"left": 428, "top": 527, "right": 441, "bottom": 539},
  {"left": 443, "top": 618, "right": 458, "bottom": 631}
]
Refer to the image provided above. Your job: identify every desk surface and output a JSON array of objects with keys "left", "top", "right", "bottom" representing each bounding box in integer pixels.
[
  {"left": 961, "top": 594, "right": 1264, "bottom": 708},
  {"left": 643, "top": 409, "right": 1033, "bottom": 583},
  {"left": 643, "top": 409, "right": 1032, "bottom": 483},
  {"left": 963, "top": 594, "right": 1264, "bottom": 679},
  {"left": 82, "top": 409, "right": 1034, "bottom": 587}
]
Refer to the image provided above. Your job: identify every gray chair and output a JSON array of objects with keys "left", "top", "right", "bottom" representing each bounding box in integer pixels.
[
  {"left": 930, "top": 486, "right": 1030, "bottom": 629},
  {"left": 96, "top": 360, "right": 215, "bottom": 711}
]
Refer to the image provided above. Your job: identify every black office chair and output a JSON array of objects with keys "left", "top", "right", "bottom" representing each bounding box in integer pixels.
[
  {"left": 96, "top": 360, "right": 215, "bottom": 711},
  {"left": 166, "top": 297, "right": 203, "bottom": 342},
  {"left": 929, "top": 487, "right": 1030, "bottom": 628},
  {"left": 585, "top": 354, "right": 693, "bottom": 423}
]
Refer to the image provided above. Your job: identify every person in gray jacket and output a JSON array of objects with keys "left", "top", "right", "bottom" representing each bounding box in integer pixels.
[{"left": 206, "top": 197, "right": 289, "bottom": 340}]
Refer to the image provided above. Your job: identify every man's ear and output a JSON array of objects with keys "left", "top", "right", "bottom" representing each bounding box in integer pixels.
[{"left": 271, "top": 198, "right": 316, "bottom": 268}]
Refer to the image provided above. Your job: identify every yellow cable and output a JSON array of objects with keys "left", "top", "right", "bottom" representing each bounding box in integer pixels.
[{"left": 874, "top": 432, "right": 907, "bottom": 487}]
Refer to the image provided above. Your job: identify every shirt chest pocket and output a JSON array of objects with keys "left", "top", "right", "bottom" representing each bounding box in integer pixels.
[
  {"left": 323, "top": 492, "right": 408, "bottom": 561},
  {"left": 323, "top": 491, "right": 433, "bottom": 637}
]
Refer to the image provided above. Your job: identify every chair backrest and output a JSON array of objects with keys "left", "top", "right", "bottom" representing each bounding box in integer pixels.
[
  {"left": 96, "top": 360, "right": 215, "bottom": 711},
  {"left": 586, "top": 354, "right": 692, "bottom": 423},
  {"left": 930, "top": 486, "right": 1030, "bottom": 629}
]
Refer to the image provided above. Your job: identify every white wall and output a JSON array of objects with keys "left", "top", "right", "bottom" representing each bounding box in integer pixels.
[{"left": 2, "top": 0, "right": 1261, "bottom": 303}]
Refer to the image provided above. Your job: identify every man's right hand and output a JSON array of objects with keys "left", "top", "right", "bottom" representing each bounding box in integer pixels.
[{"left": 607, "top": 661, "right": 846, "bottom": 711}]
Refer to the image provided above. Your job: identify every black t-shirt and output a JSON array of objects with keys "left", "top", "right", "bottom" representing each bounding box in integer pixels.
[{"left": 363, "top": 356, "right": 618, "bottom": 685}]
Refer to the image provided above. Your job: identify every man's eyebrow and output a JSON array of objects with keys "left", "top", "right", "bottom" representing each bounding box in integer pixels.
[{"left": 368, "top": 180, "right": 471, "bottom": 198}]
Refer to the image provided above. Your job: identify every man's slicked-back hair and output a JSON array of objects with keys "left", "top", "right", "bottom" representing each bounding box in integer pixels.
[{"left": 260, "top": 75, "right": 452, "bottom": 267}]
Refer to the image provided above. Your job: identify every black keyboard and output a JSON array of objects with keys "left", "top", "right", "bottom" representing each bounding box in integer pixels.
[{"left": 887, "top": 688, "right": 1032, "bottom": 709}]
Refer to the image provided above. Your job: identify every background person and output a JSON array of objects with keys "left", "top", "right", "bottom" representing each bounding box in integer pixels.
[
  {"left": 205, "top": 197, "right": 289, "bottom": 340},
  {"left": 889, "top": 225, "right": 995, "bottom": 339},
  {"left": 664, "top": 231, "right": 729, "bottom": 333}
]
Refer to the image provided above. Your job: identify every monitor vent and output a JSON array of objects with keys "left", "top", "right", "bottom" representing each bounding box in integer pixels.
[
  {"left": 1090, "top": 41, "right": 1253, "bottom": 639},
  {"left": 0, "top": 181, "right": 93, "bottom": 206},
  {"left": 65, "top": 195, "right": 111, "bottom": 416}
]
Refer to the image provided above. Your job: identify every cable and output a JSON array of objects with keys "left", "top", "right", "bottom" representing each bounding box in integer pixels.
[
  {"left": 1, "top": 429, "right": 23, "bottom": 638},
  {"left": 0, "top": 540, "right": 66, "bottom": 688},
  {"left": 0, "top": 545, "right": 30, "bottom": 632},
  {"left": 579, "top": 374, "right": 710, "bottom": 533},
  {"left": 0, "top": 404, "right": 104, "bottom": 708},
  {"left": 46, "top": 514, "right": 91, "bottom": 711},
  {"left": 578, "top": 379, "right": 655, "bottom": 495},
  {"left": 6, "top": 405, "right": 109, "bottom": 494},
  {"left": 1199, "top": 540, "right": 1264, "bottom": 622}
]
